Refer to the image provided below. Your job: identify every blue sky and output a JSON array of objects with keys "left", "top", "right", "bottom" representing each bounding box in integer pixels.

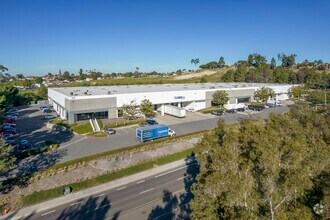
[{"left": 1, "top": 0, "right": 330, "bottom": 75}]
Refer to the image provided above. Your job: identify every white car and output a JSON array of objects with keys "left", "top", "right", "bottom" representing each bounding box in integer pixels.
[{"left": 168, "top": 128, "right": 176, "bottom": 136}]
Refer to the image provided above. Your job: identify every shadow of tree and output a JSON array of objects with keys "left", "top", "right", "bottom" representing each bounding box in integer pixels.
[
  {"left": 56, "top": 196, "right": 114, "bottom": 220},
  {"left": 147, "top": 157, "right": 199, "bottom": 220},
  {"left": 0, "top": 148, "right": 67, "bottom": 194}
]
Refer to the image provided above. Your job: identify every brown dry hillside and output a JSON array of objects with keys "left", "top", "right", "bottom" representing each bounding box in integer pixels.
[{"left": 173, "top": 67, "right": 233, "bottom": 80}]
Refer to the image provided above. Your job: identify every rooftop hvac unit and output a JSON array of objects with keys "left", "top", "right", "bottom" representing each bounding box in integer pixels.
[
  {"left": 84, "top": 92, "right": 87, "bottom": 95},
  {"left": 70, "top": 92, "right": 73, "bottom": 95},
  {"left": 107, "top": 91, "right": 111, "bottom": 94},
  {"left": 210, "top": 86, "right": 215, "bottom": 89}
]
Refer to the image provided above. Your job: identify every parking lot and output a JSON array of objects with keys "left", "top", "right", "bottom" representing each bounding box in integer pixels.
[
  {"left": 2, "top": 104, "right": 290, "bottom": 164},
  {"left": 9, "top": 105, "right": 80, "bottom": 150}
]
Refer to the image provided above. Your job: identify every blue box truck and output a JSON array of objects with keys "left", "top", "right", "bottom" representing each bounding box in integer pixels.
[{"left": 136, "top": 124, "right": 175, "bottom": 142}]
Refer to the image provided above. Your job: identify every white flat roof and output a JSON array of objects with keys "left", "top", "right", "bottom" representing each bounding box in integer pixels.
[{"left": 50, "top": 83, "right": 292, "bottom": 97}]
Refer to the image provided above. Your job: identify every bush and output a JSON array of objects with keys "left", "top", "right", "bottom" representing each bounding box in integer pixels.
[
  {"left": 15, "top": 147, "right": 49, "bottom": 160},
  {"left": 198, "top": 107, "right": 226, "bottom": 114},
  {"left": 103, "top": 118, "right": 145, "bottom": 128},
  {"left": 71, "top": 123, "right": 93, "bottom": 134},
  {"left": 86, "top": 131, "right": 107, "bottom": 138}
]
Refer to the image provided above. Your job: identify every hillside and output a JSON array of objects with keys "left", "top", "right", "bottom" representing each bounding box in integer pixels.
[{"left": 173, "top": 67, "right": 233, "bottom": 80}]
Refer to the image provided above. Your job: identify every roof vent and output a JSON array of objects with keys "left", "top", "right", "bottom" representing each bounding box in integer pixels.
[
  {"left": 84, "top": 92, "right": 87, "bottom": 95},
  {"left": 70, "top": 92, "right": 73, "bottom": 96},
  {"left": 210, "top": 86, "right": 215, "bottom": 89},
  {"left": 107, "top": 91, "right": 111, "bottom": 94}
]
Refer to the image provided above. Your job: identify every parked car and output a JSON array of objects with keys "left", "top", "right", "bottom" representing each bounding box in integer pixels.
[
  {"left": 7, "top": 107, "right": 18, "bottom": 111},
  {"left": 146, "top": 119, "right": 158, "bottom": 125},
  {"left": 226, "top": 109, "right": 238, "bottom": 114},
  {"left": 276, "top": 102, "right": 283, "bottom": 107},
  {"left": 6, "top": 139, "right": 16, "bottom": 145},
  {"left": 1, "top": 125, "right": 16, "bottom": 131},
  {"left": 211, "top": 110, "right": 225, "bottom": 116},
  {"left": 138, "top": 122, "right": 149, "bottom": 127},
  {"left": 18, "top": 140, "right": 31, "bottom": 150},
  {"left": 6, "top": 109, "right": 18, "bottom": 114},
  {"left": 5, "top": 115, "right": 17, "bottom": 120},
  {"left": 42, "top": 109, "right": 52, "bottom": 113},
  {"left": 0, "top": 129, "right": 16, "bottom": 136},
  {"left": 237, "top": 107, "right": 246, "bottom": 112},
  {"left": 248, "top": 105, "right": 264, "bottom": 111},
  {"left": 40, "top": 106, "right": 49, "bottom": 110},
  {"left": 1, "top": 133, "right": 14, "bottom": 140},
  {"left": 5, "top": 112, "right": 19, "bottom": 116},
  {"left": 105, "top": 128, "right": 116, "bottom": 135},
  {"left": 43, "top": 114, "right": 54, "bottom": 119},
  {"left": 2, "top": 123, "right": 16, "bottom": 128},
  {"left": 3, "top": 119, "right": 15, "bottom": 123},
  {"left": 266, "top": 103, "right": 276, "bottom": 108}
]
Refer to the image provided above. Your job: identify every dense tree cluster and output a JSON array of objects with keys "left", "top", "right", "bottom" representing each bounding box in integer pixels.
[
  {"left": 221, "top": 65, "right": 330, "bottom": 89},
  {"left": 190, "top": 104, "right": 330, "bottom": 219}
]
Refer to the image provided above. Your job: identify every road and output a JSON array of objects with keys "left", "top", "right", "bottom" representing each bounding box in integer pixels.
[
  {"left": 60, "top": 106, "right": 289, "bottom": 162},
  {"left": 21, "top": 162, "right": 198, "bottom": 220}
]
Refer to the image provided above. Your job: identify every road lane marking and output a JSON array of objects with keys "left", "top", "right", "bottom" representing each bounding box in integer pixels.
[
  {"left": 154, "top": 166, "right": 186, "bottom": 178},
  {"left": 136, "top": 180, "right": 145, "bottom": 184},
  {"left": 105, "top": 188, "right": 186, "bottom": 220},
  {"left": 177, "top": 176, "right": 186, "bottom": 180},
  {"left": 96, "top": 193, "right": 105, "bottom": 197},
  {"left": 95, "top": 203, "right": 112, "bottom": 210},
  {"left": 139, "top": 188, "right": 154, "bottom": 195},
  {"left": 117, "top": 186, "right": 127, "bottom": 191},
  {"left": 41, "top": 210, "right": 56, "bottom": 216},
  {"left": 70, "top": 201, "right": 83, "bottom": 207}
]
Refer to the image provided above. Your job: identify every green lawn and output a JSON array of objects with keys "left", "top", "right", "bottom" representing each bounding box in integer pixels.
[{"left": 71, "top": 122, "right": 93, "bottom": 134}]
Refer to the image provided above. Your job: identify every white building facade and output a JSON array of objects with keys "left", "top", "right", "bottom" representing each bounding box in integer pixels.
[{"left": 48, "top": 83, "right": 294, "bottom": 123}]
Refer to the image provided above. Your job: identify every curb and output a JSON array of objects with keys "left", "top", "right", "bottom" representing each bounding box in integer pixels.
[{"left": 1, "top": 159, "right": 187, "bottom": 220}]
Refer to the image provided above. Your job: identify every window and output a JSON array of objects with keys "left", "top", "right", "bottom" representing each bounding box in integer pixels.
[
  {"left": 237, "top": 97, "right": 250, "bottom": 103},
  {"left": 76, "top": 111, "right": 108, "bottom": 121}
]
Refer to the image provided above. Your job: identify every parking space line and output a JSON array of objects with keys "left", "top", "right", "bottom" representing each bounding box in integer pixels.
[
  {"left": 60, "top": 137, "right": 88, "bottom": 149},
  {"left": 120, "top": 129, "right": 129, "bottom": 133},
  {"left": 137, "top": 180, "right": 145, "bottom": 184}
]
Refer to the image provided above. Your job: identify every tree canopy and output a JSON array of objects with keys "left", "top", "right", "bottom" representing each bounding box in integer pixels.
[
  {"left": 0, "top": 139, "right": 16, "bottom": 173},
  {"left": 254, "top": 87, "right": 275, "bottom": 101},
  {"left": 190, "top": 104, "right": 330, "bottom": 219},
  {"left": 140, "top": 98, "right": 155, "bottom": 118},
  {"left": 212, "top": 90, "right": 229, "bottom": 107}
]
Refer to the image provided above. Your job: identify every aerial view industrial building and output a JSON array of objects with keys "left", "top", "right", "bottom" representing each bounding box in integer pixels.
[{"left": 48, "top": 83, "right": 294, "bottom": 123}]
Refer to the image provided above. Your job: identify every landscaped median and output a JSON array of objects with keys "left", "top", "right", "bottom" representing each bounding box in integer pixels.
[
  {"left": 0, "top": 130, "right": 205, "bottom": 211},
  {"left": 44, "top": 130, "right": 205, "bottom": 173},
  {"left": 21, "top": 147, "right": 197, "bottom": 207}
]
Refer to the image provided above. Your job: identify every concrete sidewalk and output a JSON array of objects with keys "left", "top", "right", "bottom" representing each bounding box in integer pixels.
[{"left": 1, "top": 159, "right": 187, "bottom": 220}]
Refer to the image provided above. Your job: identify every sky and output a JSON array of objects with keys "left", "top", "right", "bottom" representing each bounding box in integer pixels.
[{"left": 1, "top": 0, "right": 330, "bottom": 76}]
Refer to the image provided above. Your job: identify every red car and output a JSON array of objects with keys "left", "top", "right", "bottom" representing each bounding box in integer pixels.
[
  {"left": 0, "top": 130, "right": 16, "bottom": 136},
  {"left": 3, "top": 119, "right": 16, "bottom": 123}
]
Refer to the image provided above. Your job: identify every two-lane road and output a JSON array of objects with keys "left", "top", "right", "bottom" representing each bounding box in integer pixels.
[{"left": 24, "top": 163, "right": 198, "bottom": 220}]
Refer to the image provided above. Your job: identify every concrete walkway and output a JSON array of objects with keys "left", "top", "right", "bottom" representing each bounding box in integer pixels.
[{"left": 0, "top": 159, "right": 187, "bottom": 220}]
